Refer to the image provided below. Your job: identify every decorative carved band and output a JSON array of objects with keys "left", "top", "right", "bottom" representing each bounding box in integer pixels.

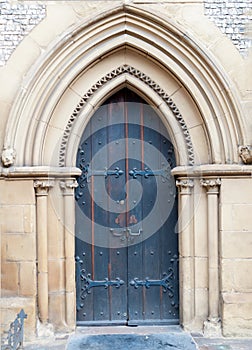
[{"left": 59, "top": 65, "right": 194, "bottom": 167}]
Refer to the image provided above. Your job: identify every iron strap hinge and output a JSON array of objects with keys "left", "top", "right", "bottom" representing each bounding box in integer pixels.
[
  {"left": 129, "top": 165, "right": 170, "bottom": 182},
  {"left": 82, "top": 165, "right": 124, "bottom": 182},
  {"left": 129, "top": 270, "right": 174, "bottom": 295}
]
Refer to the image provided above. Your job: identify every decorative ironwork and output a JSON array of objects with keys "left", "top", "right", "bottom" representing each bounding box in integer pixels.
[
  {"left": 76, "top": 257, "right": 124, "bottom": 309},
  {"left": 129, "top": 269, "right": 174, "bottom": 296},
  {"left": 1, "top": 309, "right": 27, "bottom": 350},
  {"left": 59, "top": 65, "right": 194, "bottom": 167},
  {"left": 80, "top": 165, "right": 124, "bottom": 183},
  {"left": 129, "top": 165, "right": 170, "bottom": 182}
]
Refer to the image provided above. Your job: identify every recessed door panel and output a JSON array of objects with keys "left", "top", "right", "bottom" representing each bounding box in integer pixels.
[{"left": 75, "top": 88, "right": 179, "bottom": 325}]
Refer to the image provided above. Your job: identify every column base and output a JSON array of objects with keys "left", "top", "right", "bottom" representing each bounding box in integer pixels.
[
  {"left": 36, "top": 319, "right": 54, "bottom": 338},
  {"left": 203, "top": 318, "right": 222, "bottom": 337}
]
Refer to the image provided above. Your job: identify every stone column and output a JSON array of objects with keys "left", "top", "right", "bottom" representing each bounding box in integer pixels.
[
  {"left": 201, "top": 178, "right": 222, "bottom": 336},
  {"left": 60, "top": 179, "right": 78, "bottom": 329},
  {"left": 176, "top": 178, "right": 194, "bottom": 326},
  {"left": 34, "top": 179, "right": 54, "bottom": 324}
]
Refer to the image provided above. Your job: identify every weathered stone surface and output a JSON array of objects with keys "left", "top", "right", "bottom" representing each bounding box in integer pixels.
[{"left": 67, "top": 333, "right": 197, "bottom": 350}]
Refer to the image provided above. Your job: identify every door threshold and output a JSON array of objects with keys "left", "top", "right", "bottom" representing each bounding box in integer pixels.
[{"left": 75, "top": 325, "right": 183, "bottom": 336}]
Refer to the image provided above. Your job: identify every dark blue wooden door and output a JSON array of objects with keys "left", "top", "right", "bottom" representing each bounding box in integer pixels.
[{"left": 75, "top": 88, "right": 179, "bottom": 326}]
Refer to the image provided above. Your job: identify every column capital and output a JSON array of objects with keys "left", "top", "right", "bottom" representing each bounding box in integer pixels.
[
  {"left": 176, "top": 178, "right": 194, "bottom": 194},
  {"left": 60, "top": 178, "right": 78, "bottom": 195},
  {"left": 200, "top": 178, "right": 221, "bottom": 193},
  {"left": 34, "top": 179, "right": 54, "bottom": 195}
]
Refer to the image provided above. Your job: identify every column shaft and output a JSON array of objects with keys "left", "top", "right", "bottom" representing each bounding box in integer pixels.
[
  {"left": 34, "top": 180, "right": 54, "bottom": 324},
  {"left": 176, "top": 179, "right": 194, "bottom": 326},
  {"left": 60, "top": 179, "right": 78, "bottom": 329},
  {"left": 201, "top": 178, "right": 221, "bottom": 335}
]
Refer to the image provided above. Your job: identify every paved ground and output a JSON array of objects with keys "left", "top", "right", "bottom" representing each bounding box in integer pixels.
[
  {"left": 193, "top": 334, "right": 252, "bottom": 350},
  {"left": 22, "top": 326, "right": 252, "bottom": 350}
]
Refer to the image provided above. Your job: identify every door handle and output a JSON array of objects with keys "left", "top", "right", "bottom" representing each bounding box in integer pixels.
[
  {"left": 110, "top": 228, "right": 142, "bottom": 241},
  {"left": 127, "top": 228, "right": 142, "bottom": 236}
]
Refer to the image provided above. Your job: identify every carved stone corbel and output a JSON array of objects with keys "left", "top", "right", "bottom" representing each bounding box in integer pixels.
[
  {"left": 239, "top": 145, "right": 252, "bottom": 164},
  {"left": 1, "top": 147, "right": 16, "bottom": 167}
]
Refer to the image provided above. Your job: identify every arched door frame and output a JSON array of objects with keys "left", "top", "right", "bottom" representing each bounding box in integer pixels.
[
  {"left": 1, "top": 4, "right": 246, "bottom": 335},
  {"left": 59, "top": 73, "right": 195, "bottom": 330},
  {"left": 2, "top": 5, "right": 244, "bottom": 167},
  {"left": 61, "top": 67, "right": 193, "bottom": 169}
]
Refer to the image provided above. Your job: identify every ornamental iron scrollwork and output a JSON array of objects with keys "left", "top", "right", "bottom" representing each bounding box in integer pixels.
[
  {"left": 129, "top": 165, "right": 171, "bottom": 182},
  {"left": 129, "top": 268, "right": 174, "bottom": 297},
  {"left": 80, "top": 164, "right": 124, "bottom": 183},
  {"left": 76, "top": 256, "right": 124, "bottom": 310}
]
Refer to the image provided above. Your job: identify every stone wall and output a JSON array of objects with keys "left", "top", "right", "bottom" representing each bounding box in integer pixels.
[
  {"left": 204, "top": 0, "right": 252, "bottom": 55},
  {"left": 0, "top": 0, "right": 46, "bottom": 66},
  {"left": 220, "top": 178, "right": 252, "bottom": 336},
  {"left": 0, "top": 0, "right": 252, "bottom": 66},
  {"left": 0, "top": 179, "right": 37, "bottom": 338}
]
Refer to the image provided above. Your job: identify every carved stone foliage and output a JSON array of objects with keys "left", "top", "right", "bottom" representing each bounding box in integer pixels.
[
  {"left": 34, "top": 179, "right": 54, "bottom": 195},
  {"left": 59, "top": 65, "right": 194, "bottom": 167},
  {"left": 60, "top": 179, "right": 78, "bottom": 195},
  {"left": 200, "top": 178, "right": 221, "bottom": 192},
  {"left": 239, "top": 145, "right": 252, "bottom": 164},
  {"left": 176, "top": 179, "right": 194, "bottom": 194}
]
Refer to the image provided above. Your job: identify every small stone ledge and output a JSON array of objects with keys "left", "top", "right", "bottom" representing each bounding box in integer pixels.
[
  {"left": 172, "top": 164, "right": 252, "bottom": 178},
  {"left": 0, "top": 166, "right": 81, "bottom": 178}
]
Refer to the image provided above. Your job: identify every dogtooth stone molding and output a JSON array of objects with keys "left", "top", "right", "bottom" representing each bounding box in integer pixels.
[{"left": 59, "top": 65, "right": 195, "bottom": 167}]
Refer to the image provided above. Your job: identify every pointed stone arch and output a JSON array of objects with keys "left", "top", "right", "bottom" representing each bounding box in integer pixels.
[
  {"left": 59, "top": 65, "right": 194, "bottom": 168},
  {"left": 2, "top": 5, "right": 244, "bottom": 168},
  {"left": 1, "top": 4, "right": 250, "bottom": 338}
]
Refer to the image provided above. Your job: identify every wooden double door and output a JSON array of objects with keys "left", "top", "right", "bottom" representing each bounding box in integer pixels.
[{"left": 75, "top": 88, "right": 179, "bottom": 325}]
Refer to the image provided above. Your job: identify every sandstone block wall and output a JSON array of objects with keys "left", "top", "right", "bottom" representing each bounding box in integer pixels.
[
  {"left": 0, "top": 180, "right": 37, "bottom": 338},
  {"left": 220, "top": 179, "right": 252, "bottom": 337}
]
